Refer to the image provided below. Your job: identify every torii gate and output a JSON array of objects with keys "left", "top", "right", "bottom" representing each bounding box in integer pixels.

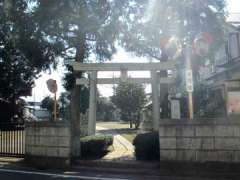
[{"left": 71, "top": 61, "right": 176, "bottom": 134}]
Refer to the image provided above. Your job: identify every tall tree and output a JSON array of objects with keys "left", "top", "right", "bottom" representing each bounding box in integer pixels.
[
  {"left": 121, "top": 0, "right": 226, "bottom": 62},
  {"left": 31, "top": 0, "right": 148, "bottom": 156},
  {"left": 119, "top": 0, "right": 227, "bottom": 116},
  {"left": 97, "top": 97, "right": 116, "bottom": 121},
  {"left": 111, "top": 82, "right": 147, "bottom": 129},
  {"left": 0, "top": 0, "right": 62, "bottom": 122}
]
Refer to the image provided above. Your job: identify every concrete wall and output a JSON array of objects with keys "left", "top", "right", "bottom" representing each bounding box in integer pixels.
[
  {"left": 159, "top": 118, "right": 240, "bottom": 162},
  {"left": 25, "top": 121, "right": 71, "bottom": 167}
]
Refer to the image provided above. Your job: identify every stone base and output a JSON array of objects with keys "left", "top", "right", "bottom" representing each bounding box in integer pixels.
[{"left": 25, "top": 155, "right": 70, "bottom": 169}]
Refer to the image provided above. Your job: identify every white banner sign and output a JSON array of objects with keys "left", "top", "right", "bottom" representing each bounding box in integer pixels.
[{"left": 186, "top": 69, "right": 193, "bottom": 92}]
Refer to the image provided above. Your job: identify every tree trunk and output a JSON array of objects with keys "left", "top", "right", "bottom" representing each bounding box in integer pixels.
[
  {"left": 128, "top": 112, "right": 132, "bottom": 129},
  {"left": 70, "top": 85, "right": 81, "bottom": 158},
  {"left": 70, "top": 37, "right": 85, "bottom": 158}
]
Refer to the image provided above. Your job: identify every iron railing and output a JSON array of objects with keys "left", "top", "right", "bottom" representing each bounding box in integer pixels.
[{"left": 0, "top": 122, "right": 25, "bottom": 157}]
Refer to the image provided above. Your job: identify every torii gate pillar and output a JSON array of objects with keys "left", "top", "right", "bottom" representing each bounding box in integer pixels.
[
  {"left": 151, "top": 70, "right": 160, "bottom": 130},
  {"left": 88, "top": 71, "right": 97, "bottom": 135}
]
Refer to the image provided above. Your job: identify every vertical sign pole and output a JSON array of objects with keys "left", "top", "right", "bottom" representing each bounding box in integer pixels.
[
  {"left": 54, "top": 91, "right": 57, "bottom": 121},
  {"left": 46, "top": 79, "right": 58, "bottom": 121},
  {"left": 186, "top": 44, "right": 194, "bottom": 120},
  {"left": 188, "top": 91, "right": 194, "bottom": 119}
]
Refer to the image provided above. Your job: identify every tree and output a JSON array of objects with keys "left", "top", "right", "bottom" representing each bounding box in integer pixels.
[
  {"left": 31, "top": 0, "right": 148, "bottom": 155},
  {"left": 41, "top": 96, "right": 54, "bottom": 112},
  {"left": 111, "top": 82, "right": 147, "bottom": 129},
  {"left": 41, "top": 96, "right": 59, "bottom": 120},
  {"left": 119, "top": 0, "right": 227, "bottom": 117},
  {"left": 97, "top": 97, "right": 117, "bottom": 121},
  {"left": 58, "top": 92, "right": 70, "bottom": 119},
  {"left": 121, "top": 0, "right": 226, "bottom": 61},
  {"left": 0, "top": 0, "right": 63, "bottom": 122}
]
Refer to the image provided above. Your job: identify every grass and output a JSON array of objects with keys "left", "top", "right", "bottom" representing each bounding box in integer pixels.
[
  {"left": 97, "top": 121, "right": 131, "bottom": 129},
  {"left": 96, "top": 121, "right": 137, "bottom": 144}
]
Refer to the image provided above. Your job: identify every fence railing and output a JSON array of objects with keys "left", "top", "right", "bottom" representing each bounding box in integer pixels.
[{"left": 0, "top": 122, "right": 25, "bottom": 157}]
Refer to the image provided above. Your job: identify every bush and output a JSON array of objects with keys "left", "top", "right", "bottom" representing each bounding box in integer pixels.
[
  {"left": 80, "top": 135, "right": 113, "bottom": 159},
  {"left": 133, "top": 132, "right": 159, "bottom": 160}
]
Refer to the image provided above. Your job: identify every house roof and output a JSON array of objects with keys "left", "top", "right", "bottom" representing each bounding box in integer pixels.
[{"left": 227, "top": 13, "right": 240, "bottom": 29}]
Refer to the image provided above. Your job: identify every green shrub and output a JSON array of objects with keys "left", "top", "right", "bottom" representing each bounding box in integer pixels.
[
  {"left": 133, "top": 132, "right": 159, "bottom": 160},
  {"left": 80, "top": 135, "right": 113, "bottom": 159}
]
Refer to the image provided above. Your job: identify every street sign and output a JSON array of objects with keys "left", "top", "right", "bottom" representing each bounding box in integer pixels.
[
  {"left": 46, "top": 79, "right": 58, "bottom": 121},
  {"left": 185, "top": 69, "right": 193, "bottom": 92},
  {"left": 46, "top": 79, "right": 58, "bottom": 93}
]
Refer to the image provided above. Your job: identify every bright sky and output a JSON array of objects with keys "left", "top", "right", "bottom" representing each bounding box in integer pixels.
[
  {"left": 24, "top": 0, "right": 240, "bottom": 102},
  {"left": 227, "top": 0, "right": 240, "bottom": 13}
]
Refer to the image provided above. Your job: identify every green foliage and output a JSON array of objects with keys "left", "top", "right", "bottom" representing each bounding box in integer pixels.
[
  {"left": 0, "top": 98, "right": 25, "bottom": 123},
  {"left": 0, "top": 0, "right": 63, "bottom": 100},
  {"left": 119, "top": 1, "right": 227, "bottom": 113},
  {"left": 133, "top": 132, "right": 159, "bottom": 161},
  {"left": 31, "top": 0, "right": 148, "bottom": 122},
  {"left": 41, "top": 96, "right": 59, "bottom": 120},
  {"left": 194, "top": 83, "right": 226, "bottom": 117},
  {"left": 120, "top": 0, "right": 226, "bottom": 62},
  {"left": 31, "top": 0, "right": 148, "bottom": 85},
  {"left": 0, "top": 0, "right": 63, "bottom": 121},
  {"left": 41, "top": 96, "right": 55, "bottom": 112},
  {"left": 97, "top": 97, "right": 116, "bottom": 121},
  {"left": 80, "top": 135, "right": 113, "bottom": 159},
  {"left": 79, "top": 86, "right": 89, "bottom": 114},
  {"left": 111, "top": 81, "right": 147, "bottom": 128},
  {"left": 58, "top": 92, "right": 70, "bottom": 119}
]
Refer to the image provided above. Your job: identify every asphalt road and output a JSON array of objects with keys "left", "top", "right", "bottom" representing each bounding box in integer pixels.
[
  {"left": 0, "top": 167, "right": 164, "bottom": 180},
  {"left": 0, "top": 166, "right": 226, "bottom": 180}
]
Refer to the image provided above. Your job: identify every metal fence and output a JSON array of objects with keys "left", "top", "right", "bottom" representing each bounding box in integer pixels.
[{"left": 0, "top": 122, "right": 25, "bottom": 157}]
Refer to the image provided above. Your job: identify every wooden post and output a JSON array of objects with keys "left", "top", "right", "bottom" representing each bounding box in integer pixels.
[
  {"left": 186, "top": 44, "right": 194, "bottom": 119},
  {"left": 54, "top": 92, "right": 57, "bottom": 121},
  {"left": 188, "top": 92, "right": 193, "bottom": 119}
]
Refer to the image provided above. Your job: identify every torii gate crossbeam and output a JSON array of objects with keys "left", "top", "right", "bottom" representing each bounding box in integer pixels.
[
  {"left": 71, "top": 61, "right": 176, "bottom": 71},
  {"left": 72, "top": 61, "right": 176, "bottom": 135}
]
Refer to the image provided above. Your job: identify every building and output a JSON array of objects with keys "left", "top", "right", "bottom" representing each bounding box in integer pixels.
[
  {"left": 24, "top": 101, "right": 51, "bottom": 121},
  {"left": 202, "top": 21, "right": 240, "bottom": 116}
]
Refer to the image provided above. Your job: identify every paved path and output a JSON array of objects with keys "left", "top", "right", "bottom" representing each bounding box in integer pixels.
[{"left": 96, "top": 126, "right": 135, "bottom": 161}]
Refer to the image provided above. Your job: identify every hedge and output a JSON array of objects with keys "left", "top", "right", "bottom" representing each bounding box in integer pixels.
[
  {"left": 133, "top": 132, "right": 159, "bottom": 160},
  {"left": 80, "top": 135, "right": 113, "bottom": 159}
]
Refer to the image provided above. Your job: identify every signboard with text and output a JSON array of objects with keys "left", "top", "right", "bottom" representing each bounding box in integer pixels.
[{"left": 185, "top": 69, "right": 193, "bottom": 92}]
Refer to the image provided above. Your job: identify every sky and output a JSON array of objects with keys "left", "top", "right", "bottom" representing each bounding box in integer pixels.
[
  {"left": 24, "top": 0, "right": 240, "bottom": 102},
  {"left": 227, "top": 0, "right": 240, "bottom": 13}
]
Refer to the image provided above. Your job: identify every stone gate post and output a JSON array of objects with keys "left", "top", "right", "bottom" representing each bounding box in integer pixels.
[
  {"left": 88, "top": 71, "right": 97, "bottom": 135},
  {"left": 151, "top": 70, "right": 160, "bottom": 131}
]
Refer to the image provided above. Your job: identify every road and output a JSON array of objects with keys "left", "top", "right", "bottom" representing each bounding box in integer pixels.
[
  {"left": 0, "top": 167, "right": 164, "bottom": 180},
  {"left": 0, "top": 166, "right": 226, "bottom": 180}
]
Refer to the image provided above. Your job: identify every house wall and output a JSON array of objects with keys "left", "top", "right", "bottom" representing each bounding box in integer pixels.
[{"left": 159, "top": 118, "right": 240, "bottom": 162}]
